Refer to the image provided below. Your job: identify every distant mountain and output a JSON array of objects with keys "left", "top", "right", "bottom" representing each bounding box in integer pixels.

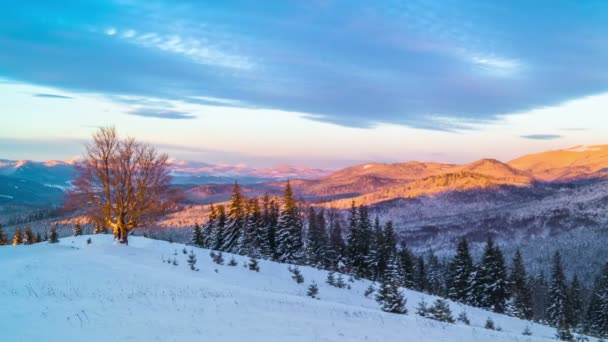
[{"left": 509, "top": 145, "right": 608, "bottom": 182}]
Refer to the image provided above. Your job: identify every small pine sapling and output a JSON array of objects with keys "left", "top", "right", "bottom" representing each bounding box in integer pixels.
[
  {"left": 484, "top": 318, "right": 495, "bottom": 330},
  {"left": 187, "top": 250, "right": 198, "bottom": 271},
  {"left": 49, "top": 225, "right": 59, "bottom": 244},
  {"left": 172, "top": 258, "right": 179, "bottom": 266},
  {"left": 457, "top": 311, "right": 470, "bottom": 325},
  {"left": 336, "top": 274, "right": 346, "bottom": 288},
  {"left": 416, "top": 298, "right": 429, "bottom": 318},
  {"left": 289, "top": 266, "right": 304, "bottom": 284},
  {"left": 73, "top": 223, "right": 83, "bottom": 237},
  {"left": 228, "top": 257, "right": 238, "bottom": 266},
  {"left": 364, "top": 284, "right": 375, "bottom": 298},
  {"left": 522, "top": 326, "right": 532, "bottom": 336},
  {"left": 248, "top": 258, "right": 260, "bottom": 272},
  {"left": 326, "top": 272, "right": 336, "bottom": 286},
  {"left": 87, "top": 238, "right": 92, "bottom": 245},
  {"left": 307, "top": 282, "right": 319, "bottom": 299}
]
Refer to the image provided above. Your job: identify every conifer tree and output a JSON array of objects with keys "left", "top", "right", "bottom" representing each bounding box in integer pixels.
[
  {"left": 510, "top": 249, "right": 533, "bottom": 320},
  {"left": 35, "top": 232, "right": 42, "bottom": 243},
  {"left": 427, "top": 299, "right": 455, "bottom": 323},
  {"left": 23, "top": 226, "right": 35, "bottom": 245},
  {"left": 289, "top": 265, "right": 304, "bottom": 284},
  {"left": 187, "top": 250, "right": 198, "bottom": 271},
  {"left": 307, "top": 282, "right": 319, "bottom": 299},
  {"left": 346, "top": 203, "right": 373, "bottom": 278},
  {"left": 367, "top": 216, "right": 384, "bottom": 281},
  {"left": 222, "top": 182, "right": 245, "bottom": 253},
  {"left": 375, "top": 257, "right": 407, "bottom": 314},
  {"left": 326, "top": 271, "right": 336, "bottom": 286},
  {"left": 397, "top": 243, "right": 416, "bottom": 289},
  {"left": 457, "top": 311, "right": 470, "bottom": 325},
  {"left": 447, "top": 238, "right": 474, "bottom": 303},
  {"left": 415, "top": 298, "right": 429, "bottom": 317},
  {"left": 326, "top": 208, "right": 346, "bottom": 271},
  {"left": 468, "top": 238, "right": 509, "bottom": 313},
  {"left": 414, "top": 256, "right": 429, "bottom": 293},
  {"left": 248, "top": 257, "right": 260, "bottom": 272},
  {"left": 260, "top": 195, "right": 279, "bottom": 260},
  {"left": 12, "top": 228, "right": 23, "bottom": 245},
  {"left": 191, "top": 223, "right": 204, "bottom": 247},
  {"left": 0, "top": 224, "right": 7, "bottom": 245},
  {"left": 73, "top": 223, "right": 83, "bottom": 237},
  {"left": 276, "top": 181, "right": 303, "bottom": 263},
  {"left": 567, "top": 274, "right": 583, "bottom": 329},
  {"left": 427, "top": 253, "right": 445, "bottom": 296},
  {"left": 48, "top": 225, "right": 59, "bottom": 244},
  {"left": 210, "top": 205, "right": 227, "bottom": 251},
  {"left": 585, "top": 263, "right": 608, "bottom": 338},
  {"left": 305, "top": 207, "right": 327, "bottom": 267},
  {"left": 548, "top": 251, "right": 569, "bottom": 327},
  {"left": 244, "top": 198, "right": 264, "bottom": 257}
]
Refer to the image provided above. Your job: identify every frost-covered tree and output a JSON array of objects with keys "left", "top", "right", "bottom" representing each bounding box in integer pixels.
[
  {"left": 585, "top": 263, "right": 608, "bottom": 338},
  {"left": 346, "top": 203, "right": 373, "bottom": 279},
  {"left": 326, "top": 208, "right": 346, "bottom": 271},
  {"left": 447, "top": 238, "right": 474, "bottom": 303},
  {"left": 248, "top": 257, "right": 260, "bottom": 272},
  {"left": 548, "top": 252, "right": 569, "bottom": 327},
  {"left": 305, "top": 207, "right": 327, "bottom": 267},
  {"left": 427, "top": 299, "right": 455, "bottom": 323},
  {"left": 427, "top": 253, "right": 445, "bottom": 296},
  {"left": 23, "top": 226, "right": 34, "bottom": 245},
  {"left": 510, "top": 249, "right": 533, "bottom": 320},
  {"left": 187, "top": 250, "right": 197, "bottom": 271},
  {"left": 222, "top": 182, "right": 245, "bottom": 253},
  {"left": 275, "top": 181, "right": 303, "bottom": 263},
  {"left": 307, "top": 282, "right": 319, "bottom": 299},
  {"left": 468, "top": 238, "right": 509, "bottom": 313},
  {"left": 567, "top": 275, "right": 583, "bottom": 329},
  {"left": 414, "top": 256, "right": 429, "bottom": 293},
  {"left": 397, "top": 243, "right": 416, "bottom": 289},
  {"left": 260, "top": 195, "right": 279, "bottom": 260},
  {"left": 191, "top": 223, "right": 204, "bottom": 247},
  {"left": 289, "top": 265, "right": 304, "bottom": 284}
]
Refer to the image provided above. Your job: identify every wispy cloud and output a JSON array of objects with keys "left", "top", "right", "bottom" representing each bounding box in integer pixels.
[
  {"left": 33, "top": 93, "right": 73, "bottom": 99},
  {"left": 520, "top": 134, "right": 562, "bottom": 140},
  {"left": 127, "top": 108, "right": 196, "bottom": 120}
]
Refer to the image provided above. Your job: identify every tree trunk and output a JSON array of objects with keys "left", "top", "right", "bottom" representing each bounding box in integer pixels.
[{"left": 120, "top": 226, "right": 129, "bottom": 245}]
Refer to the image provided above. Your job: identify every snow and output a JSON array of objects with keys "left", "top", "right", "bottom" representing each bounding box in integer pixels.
[{"left": 0, "top": 236, "right": 593, "bottom": 342}]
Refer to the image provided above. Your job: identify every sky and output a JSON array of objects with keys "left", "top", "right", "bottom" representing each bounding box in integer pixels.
[{"left": 1, "top": 0, "right": 607, "bottom": 168}]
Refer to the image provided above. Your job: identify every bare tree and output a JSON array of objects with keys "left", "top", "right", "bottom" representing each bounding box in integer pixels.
[{"left": 67, "top": 127, "right": 175, "bottom": 244}]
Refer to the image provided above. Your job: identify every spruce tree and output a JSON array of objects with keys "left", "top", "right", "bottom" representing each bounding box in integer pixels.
[
  {"left": 567, "top": 275, "right": 583, "bottom": 329},
  {"left": 366, "top": 216, "right": 384, "bottom": 281},
  {"left": 23, "top": 226, "right": 34, "bottom": 245},
  {"left": 222, "top": 182, "right": 245, "bottom": 253},
  {"left": 248, "top": 257, "right": 260, "bottom": 272},
  {"left": 260, "top": 195, "right": 279, "bottom": 260},
  {"left": 427, "top": 299, "right": 455, "bottom": 323},
  {"left": 275, "top": 181, "right": 303, "bottom": 263},
  {"left": 187, "top": 250, "right": 198, "bottom": 271},
  {"left": 510, "top": 249, "right": 533, "bottom": 320},
  {"left": 585, "top": 263, "right": 608, "bottom": 338},
  {"left": 73, "top": 223, "right": 83, "bottom": 237},
  {"left": 305, "top": 207, "right": 327, "bottom": 267},
  {"left": 415, "top": 298, "right": 429, "bottom": 317},
  {"left": 12, "top": 228, "right": 23, "bottom": 245},
  {"left": 0, "top": 224, "right": 7, "bottom": 245},
  {"left": 210, "top": 205, "right": 227, "bottom": 251},
  {"left": 48, "top": 225, "right": 59, "bottom": 243},
  {"left": 547, "top": 251, "right": 569, "bottom": 327},
  {"left": 414, "top": 256, "right": 429, "bottom": 293},
  {"left": 447, "top": 238, "right": 474, "bottom": 303},
  {"left": 326, "top": 208, "right": 346, "bottom": 271},
  {"left": 289, "top": 265, "right": 304, "bottom": 284},
  {"left": 468, "top": 238, "right": 509, "bottom": 313},
  {"left": 191, "top": 223, "right": 204, "bottom": 247},
  {"left": 243, "top": 198, "right": 263, "bottom": 257},
  {"left": 397, "top": 243, "right": 416, "bottom": 289},
  {"left": 427, "top": 253, "right": 445, "bottom": 296},
  {"left": 375, "top": 257, "right": 407, "bottom": 314},
  {"left": 346, "top": 203, "right": 373, "bottom": 279},
  {"left": 307, "top": 282, "right": 319, "bottom": 299}
]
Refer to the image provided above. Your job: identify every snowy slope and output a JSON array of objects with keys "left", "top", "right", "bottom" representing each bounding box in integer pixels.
[{"left": 0, "top": 236, "right": 590, "bottom": 342}]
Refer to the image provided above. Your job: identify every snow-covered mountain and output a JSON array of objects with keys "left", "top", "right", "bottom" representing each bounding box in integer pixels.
[{"left": 0, "top": 235, "right": 588, "bottom": 342}]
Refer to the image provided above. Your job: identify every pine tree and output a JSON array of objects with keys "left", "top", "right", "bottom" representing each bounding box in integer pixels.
[
  {"left": 305, "top": 207, "right": 327, "bottom": 267},
  {"left": 248, "top": 257, "right": 260, "bottom": 272},
  {"left": 35, "top": 232, "right": 42, "bottom": 243},
  {"left": 48, "top": 225, "right": 59, "bottom": 244},
  {"left": 191, "top": 223, "right": 204, "bottom": 247},
  {"left": 567, "top": 274, "right": 583, "bottom": 329},
  {"left": 326, "top": 208, "right": 346, "bottom": 271},
  {"left": 187, "top": 250, "right": 198, "bottom": 271},
  {"left": 415, "top": 298, "right": 429, "bottom": 317},
  {"left": 23, "top": 226, "right": 34, "bottom": 245},
  {"left": 364, "top": 284, "right": 375, "bottom": 298},
  {"left": 447, "top": 238, "right": 474, "bottom": 303},
  {"left": 289, "top": 265, "right": 304, "bottom": 284},
  {"left": 307, "top": 282, "right": 319, "bottom": 299},
  {"left": 457, "top": 311, "right": 470, "bottom": 325},
  {"left": 276, "top": 181, "right": 303, "bottom": 263},
  {"left": 73, "top": 223, "right": 83, "bottom": 237},
  {"left": 585, "top": 263, "right": 608, "bottom": 338},
  {"left": 510, "top": 249, "right": 533, "bottom": 320},
  {"left": 397, "top": 243, "right": 416, "bottom": 289},
  {"left": 375, "top": 256, "right": 407, "bottom": 314},
  {"left": 427, "top": 299, "right": 455, "bottom": 323},
  {"left": 366, "top": 216, "right": 384, "bottom": 281},
  {"left": 556, "top": 321, "right": 575, "bottom": 341},
  {"left": 468, "top": 238, "right": 509, "bottom": 313},
  {"left": 222, "top": 182, "right": 245, "bottom": 253},
  {"left": 260, "top": 195, "right": 279, "bottom": 260},
  {"left": 548, "top": 251, "right": 569, "bottom": 327},
  {"left": 427, "top": 253, "right": 445, "bottom": 296},
  {"left": 93, "top": 223, "right": 107, "bottom": 234},
  {"left": 414, "top": 256, "right": 429, "bottom": 293},
  {"left": 228, "top": 256, "right": 238, "bottom": 266},
  {"left": 484, "top": 317, "right": 495, "bottom": 330},
  {"left": 326, "top": 271, "right": 336, "bottom": 286},
  {"left": 12, "top": 228, "right": 23, "bottom": 245},
  {"left": 0, "top": 224, "right": 8, "bottom": 245},
  {"left": 244, "top": 198, "right": 264, "bottom": 257}
]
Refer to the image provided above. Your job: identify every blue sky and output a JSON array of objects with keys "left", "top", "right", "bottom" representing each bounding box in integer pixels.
[{"left": 1, "top": 1, "right": 607, "bottom": 168}]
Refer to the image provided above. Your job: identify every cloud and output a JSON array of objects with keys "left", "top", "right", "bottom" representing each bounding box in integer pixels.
[
  {"left": 520, "top": 134, "right": 563, "bottom": 140},
  {"left": 127, "top": 108, "right": 196, "bottom": 120},
  {"left": 33, "top": 93, "right": 73, "bottom": 99},
  {"left": 560, "top": 128, "right": 588, "bottom": 132},
  {"left": 1, "top": 1, "right": 608, "bottom": 130}
]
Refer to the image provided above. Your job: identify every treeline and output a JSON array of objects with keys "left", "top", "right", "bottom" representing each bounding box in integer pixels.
[
  {"left": 0, "top": 223, "right": 62, "bottom": 246},
  {"left": 192, "top": 181, "right": 608, "bottom": 339}
]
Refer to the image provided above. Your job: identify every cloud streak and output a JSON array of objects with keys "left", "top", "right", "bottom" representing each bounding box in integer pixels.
[
  {"left": 520, "top": 134, "right": 563, "bottom": 140},
  {"left": 33, "top": 93, "right": 73, "bottom": 99},
  {"left": 127, "top": 108, "right": 196, "bottom": 120}
]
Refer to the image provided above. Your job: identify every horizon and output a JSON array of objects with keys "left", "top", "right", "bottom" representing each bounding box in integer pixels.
[{"left": 2, "top": 1, "right": 608, "bottom": 168}]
